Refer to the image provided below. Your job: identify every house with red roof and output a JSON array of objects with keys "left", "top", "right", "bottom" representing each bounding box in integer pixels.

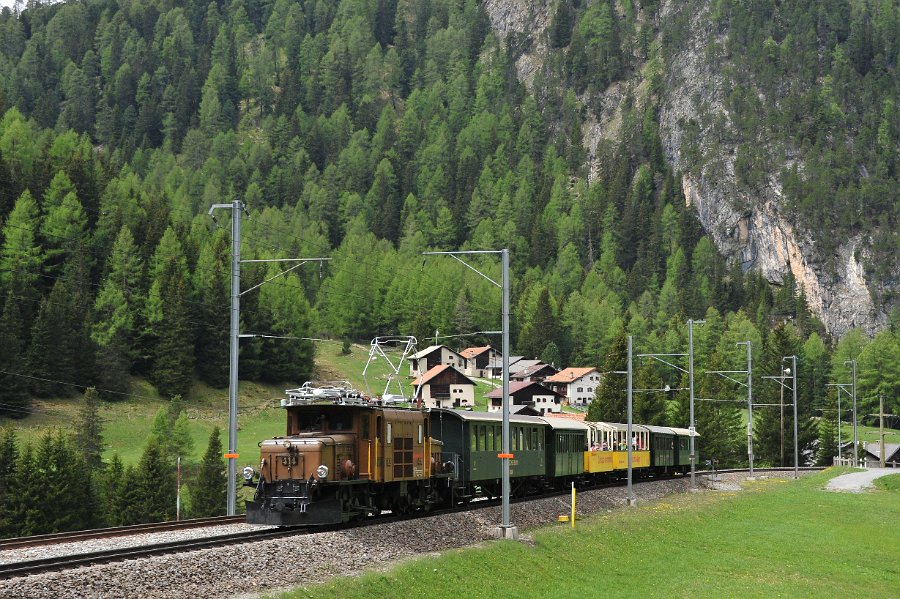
[
  {"left": 412, "top": 364, "right": 476, "bottom": 409},
  {"left": 544, "top": 367, "right": 601, "bottom": 407},
  {"left": 460, "top": 346, "right": 501, "bottom": 378},
  {"left": 485, "top": 381, "right": 564, "bottom": 415}
]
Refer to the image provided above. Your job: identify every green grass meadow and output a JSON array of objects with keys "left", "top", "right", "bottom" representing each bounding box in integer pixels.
[{"left": 276, "top": 469, "right": 900, "bottom": 599}]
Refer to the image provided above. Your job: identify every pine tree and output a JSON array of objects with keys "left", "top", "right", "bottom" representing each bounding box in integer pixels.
[
  {"left": 191, "top": 426, "right": 226, "bottom": 517},
  {"left": 74, "top": 387, "right": 104, "bottom": 470}
]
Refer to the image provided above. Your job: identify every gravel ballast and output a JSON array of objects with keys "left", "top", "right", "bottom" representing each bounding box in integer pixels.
[{"left": 0, "top": 472, "right": 813, "bottom": 599}]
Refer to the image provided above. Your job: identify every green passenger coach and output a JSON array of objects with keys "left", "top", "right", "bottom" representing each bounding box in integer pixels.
[
  {"left": 544, "top": 417, "right": 589, "bottom": 479},
  {"left": 428, "top": 409, "right": 547, "bottom": 500}
]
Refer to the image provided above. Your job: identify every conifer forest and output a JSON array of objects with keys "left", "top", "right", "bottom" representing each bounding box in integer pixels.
[{"left": 0, "top": 0, "right": 898, "bottom": 532}]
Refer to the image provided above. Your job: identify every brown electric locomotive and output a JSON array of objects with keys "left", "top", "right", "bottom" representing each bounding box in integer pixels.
[{"left": 244, "top": 398, "right": 447, "bottom": 525}]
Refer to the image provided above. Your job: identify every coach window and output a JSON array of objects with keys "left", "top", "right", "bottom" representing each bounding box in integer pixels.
[
  {"left": 386, "top": 423, "right": 393, "bottom": 445},
  {"left": 487, "top": 426, "right": 494, "bottom": 452},
  {"left": 495, "top": 426, "right": 501, "bottom": 450},
  {"left": 471, "top": 426, "right": 477, "bottom": 451},
  {"left": 418, "top": 424, "right": 423, "bottom": 445}
]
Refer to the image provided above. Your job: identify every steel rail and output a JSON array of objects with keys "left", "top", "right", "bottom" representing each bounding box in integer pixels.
[
  {"left": 0, "top": 516, "right": 246, "bottom": 551},
  {"left": 0, "top": 526, "right": 298, "bottom": 580}
]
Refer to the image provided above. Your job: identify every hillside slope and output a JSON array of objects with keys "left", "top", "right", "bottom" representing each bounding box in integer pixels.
[{"left": 484, "top": 0, "right": 899, "bottom": 336}]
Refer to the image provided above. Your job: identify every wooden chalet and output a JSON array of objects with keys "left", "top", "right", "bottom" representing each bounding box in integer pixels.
[{"left": 412, "top": 364, "right": 476, "bottom": 409}]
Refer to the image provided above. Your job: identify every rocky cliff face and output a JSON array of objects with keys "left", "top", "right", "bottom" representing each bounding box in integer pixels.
[
  {"left": 483, "top": 0, "right": 889, "bottom": 337},
  {"left": 656, "top": 1, "right": 885, "bottom": 337}
]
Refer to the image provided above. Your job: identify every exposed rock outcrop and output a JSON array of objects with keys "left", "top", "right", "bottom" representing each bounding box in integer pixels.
[
  {"left": 657, "top": 1, "right": 885, "bottom": 336},
  {"left": 483, "top": 0, "right": 889, "bottom": 337}
]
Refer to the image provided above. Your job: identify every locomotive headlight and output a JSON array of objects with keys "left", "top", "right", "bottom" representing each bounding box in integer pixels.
[
  {"left": 316, "top": 465, "right": 329, "bottom": 479},
  {"left": 242, "top": 466, "right": 255, "bottom": 481}
]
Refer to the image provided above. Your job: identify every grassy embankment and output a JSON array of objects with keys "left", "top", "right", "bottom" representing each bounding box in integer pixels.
[
  {"left": 0, "top": 340, "right": 499, "bottom": 466},
  {"left": 276, "top": 469, "right": 900, "bottom": 599}
]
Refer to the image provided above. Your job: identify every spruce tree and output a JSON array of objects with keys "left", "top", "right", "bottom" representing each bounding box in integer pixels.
[
  {"left": 756, "top": 323, "right": 802, "bottom": 466},
  {"left": 36, "top": 431, "right": 97, "bottom": 532},
  {"left": 588, "top": 332, "right": 628, "bottom": 422},
  {"left": 92, "top": 225, "right": 143, "bottom": 398},
  {"left": 816, "top": 389, "right": 840, "bottom": 466},
  {"left": 0, "top": 428, "right": 18, "bottom": 537},
  {"left": 99, "top": 453, "right": 126, "bottom": 526},
  {"left": 144, "top": 228, "right": 194, "bottom": 399},
  {"left": 134, "top": 438, "right": 176, "bottom": 523},
  {"left": 25, "top": 278, "right": 80, "bottom": 396},
  {"left": 74, "top": 387, "right": 105, "bottom": 470},
  {"left": 5, "top": 443, "right": 40, "bottom": 537},
  {"left": 191, "top": 426, "right": 226, "bottom": 517},
  {"left": 0, "top": 282, "right": 30, "bottom": 417},
  {"left": 192, "top": 229, "right": 229, "bottom": 388},
  {"left": 632, "top": 362, "right": 667, "bottom": 426}
]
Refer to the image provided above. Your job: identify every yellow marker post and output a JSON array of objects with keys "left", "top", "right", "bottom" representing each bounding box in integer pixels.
[{"left": 571, "top": 482, "right": 576, "bottom": 529}]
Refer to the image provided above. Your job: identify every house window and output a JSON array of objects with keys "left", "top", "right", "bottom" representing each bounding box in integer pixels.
[
  {"left": 577, "top": 387, "right": 583, "bottom": 393},
  {"left": 587, "top": 387, "right": 593, "bottom": 393}
]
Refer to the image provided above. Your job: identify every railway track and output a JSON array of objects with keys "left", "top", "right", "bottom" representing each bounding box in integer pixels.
[
  {"left": 0, "top": 467, "right": 825, "bottom": 580},
  {"left": 0, "top": 515, "right": 246, "bottom": 551},
  {"left": 0, "top": 526, "right": 300, "bottom": 580}
]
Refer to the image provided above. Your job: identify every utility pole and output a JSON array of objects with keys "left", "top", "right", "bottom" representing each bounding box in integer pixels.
[
  {"left": 780, "top": 371, "right": 785, "bottom": 467},
  {"left": 424, "top": 249, "right": 515, "bottom": 539},
  {"left": 626, "top": 335, "right": 635, "bottom": 506},
  {"left": 763, "top": 357, "right": 799, "bottom": 478},
  {"left": 210, "top": 201, "right": 330, "bottom": 516},
  {"left": 688, "top": 319, "right": 697, "bottom": 489},
  {"left": 788, "top": 356, "right": 798, "bottom": 479},
  {"left": 744, "top": 342, "right": 754, "bottom": 477},
  {"left": 845, "top": 360, "right": 858, "bottom": 467},
  {"left": 209, "top": 200, "right": 244, "bottom": 516},
  {"left": 827, "top": 382, "right": 852, "bottom": 464},
  {"left": 879, "top": 394, "right": 885, "bottom": 468}
]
